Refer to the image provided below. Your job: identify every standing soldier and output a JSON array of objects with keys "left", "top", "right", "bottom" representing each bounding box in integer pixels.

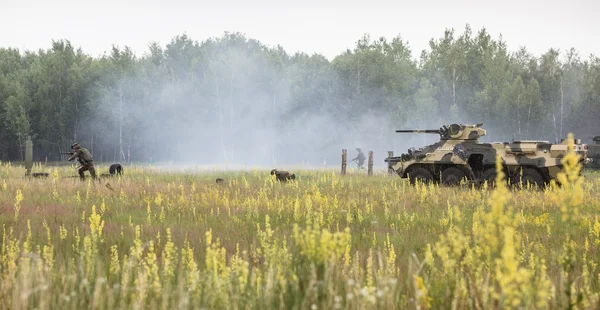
[
  {"left": 351, "top": 148, "right": 366, "bottom": 169},
  {"left": 67, "top": 143, "right": 97, "bottom": 180}
]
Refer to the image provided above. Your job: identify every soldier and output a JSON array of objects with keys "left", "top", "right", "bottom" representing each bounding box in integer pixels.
[
  {"left": 351, "top": 148, "right": 366, "bottom": 169},
  {"left": 67, "top": 143, "right": 97, "bottom": 180},
  {"left": 270, "top": 169, "right": 296, "bottom": 182}
]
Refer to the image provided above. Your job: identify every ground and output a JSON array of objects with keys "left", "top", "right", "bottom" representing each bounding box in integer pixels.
[{"left": 0, "top": 160, "right": 599, "bottom": 309}]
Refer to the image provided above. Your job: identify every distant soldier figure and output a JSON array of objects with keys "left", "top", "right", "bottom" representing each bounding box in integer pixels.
[
  {"left": 270, "top": 169, "right": 296, "bottom": 182},
  {"left": 351, "top": 148, "right": 366, "bottom": 169},
  {"left": 67, "top": 143, "right": 97, "bottom": 180}
]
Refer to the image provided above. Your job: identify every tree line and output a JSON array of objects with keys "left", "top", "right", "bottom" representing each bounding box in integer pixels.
[{"left": 0, "top": 24, "right": 599, "bottom": 164}]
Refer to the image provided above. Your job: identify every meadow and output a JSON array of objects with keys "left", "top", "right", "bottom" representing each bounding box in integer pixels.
[{"left": 1, "top": 147, "right": 599, "bottom": 309}]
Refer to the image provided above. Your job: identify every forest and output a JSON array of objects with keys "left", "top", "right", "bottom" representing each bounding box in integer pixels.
[{"left": 0, "top": 24, "right": 599, "bottom": 165}]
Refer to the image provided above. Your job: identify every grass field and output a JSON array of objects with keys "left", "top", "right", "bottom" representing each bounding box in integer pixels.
[{"left": 1, "top": 149, "right": 599, "bottom": 309}]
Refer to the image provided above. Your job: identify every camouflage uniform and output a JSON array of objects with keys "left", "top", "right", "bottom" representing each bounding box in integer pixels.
[
  {"left": 353, "top": 148, "right": 366, "bottom": 168},
  {"left": 67, "top": 143, "right": 97, "bottom": 180}
]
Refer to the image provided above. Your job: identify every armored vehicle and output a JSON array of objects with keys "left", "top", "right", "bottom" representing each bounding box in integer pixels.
[
  {"left": 584, "top": 136, "right": 600, "bottom": 169},
  {"left": 384, "top": 123, "right": 590, "bottom": 187}
]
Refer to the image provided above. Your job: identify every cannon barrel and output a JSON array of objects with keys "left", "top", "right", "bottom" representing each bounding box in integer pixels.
[{"left": 395, "top": 129, "right": 441, "bottom": 134}]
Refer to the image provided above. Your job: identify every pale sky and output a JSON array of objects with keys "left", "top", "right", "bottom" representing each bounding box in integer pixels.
[{"left": 1, "top": 0, "right": 598, "bottom": 60}]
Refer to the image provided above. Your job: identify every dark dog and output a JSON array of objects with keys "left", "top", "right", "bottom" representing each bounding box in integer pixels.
[
  {"left": 270, "top": 169, "right": 296, "bottom": 182},
  {"left": 109, "top": 163, "right": 123, "bottom": 175},
  {"left": 216, "top": 178, "right": 225, "bottom": 184}
]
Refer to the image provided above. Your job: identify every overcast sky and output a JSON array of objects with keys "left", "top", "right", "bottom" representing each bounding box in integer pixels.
[{"left": 1, "top": 0, "right": 598, "bottom": 60}]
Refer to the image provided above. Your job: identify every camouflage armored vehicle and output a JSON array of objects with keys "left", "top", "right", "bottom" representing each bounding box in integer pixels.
[
  {"left": 584, "top": 136, "right": 600, "bottom": 169},
  {"left": 384, "top": 123, "right": 590, "bottom": 187}
]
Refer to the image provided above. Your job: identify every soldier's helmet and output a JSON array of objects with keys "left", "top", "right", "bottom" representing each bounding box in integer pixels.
[{"left": 71, "top": 143, "right": 80, "bottom": 149}]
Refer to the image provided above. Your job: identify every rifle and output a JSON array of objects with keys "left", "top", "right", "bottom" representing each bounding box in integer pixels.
[{"left": 60, "top": 152, "right": 75, "bottom": 161}]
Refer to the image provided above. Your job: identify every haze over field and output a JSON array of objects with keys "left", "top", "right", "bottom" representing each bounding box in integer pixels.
[{"left": 0, "top": 0, "right": 599, "bottom": 168}]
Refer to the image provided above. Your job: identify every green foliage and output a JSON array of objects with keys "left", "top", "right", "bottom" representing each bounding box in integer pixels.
[
  {"left": 0, "top": 25, "right": 599, "bottom": 162},
  {"left": 0, "top": 165, "right": 599, "bottom": 308}
]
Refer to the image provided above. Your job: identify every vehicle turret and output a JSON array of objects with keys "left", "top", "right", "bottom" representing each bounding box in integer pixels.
[{"left": 395, "top": 123, "right": 486, "bottom": 141}]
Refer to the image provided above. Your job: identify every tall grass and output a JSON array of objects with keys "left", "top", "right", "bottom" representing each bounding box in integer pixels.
[{"left": 1, "top": 137, "right": 599, "bottom": 309}]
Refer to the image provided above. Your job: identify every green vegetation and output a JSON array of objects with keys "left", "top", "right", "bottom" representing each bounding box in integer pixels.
[
  {"left": 2, "top": 23, "right": 600, "bottom": 309},
  {"left": 1, "top": 25, "right": 599, "bottom": 163},
  {"left": 1, "top": 149, "right": 599, "bottom": 308}
]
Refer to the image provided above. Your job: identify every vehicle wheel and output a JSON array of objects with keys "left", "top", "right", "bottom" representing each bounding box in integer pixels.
[
  {"left": 512, "top": 167, "right": 545, "bottom": 188},
  {"left": 109, "top": 163, "right": 123, "bottom": 175},
  {"left": 407, "top": 167, "right": 433, "bottom": 185},
  {"left": 482, "top": 167, "right": 497, "bottom": 187},
  {"left": 441, "top": 167, "right": 466, "bottom": 186}
]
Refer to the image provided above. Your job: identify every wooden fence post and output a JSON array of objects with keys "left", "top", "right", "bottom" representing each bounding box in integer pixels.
[
  {"left": 341, "top": 149, "right": 347, "bottom": 175},
  {"left": 368, "top": 151, "right": 373, "bottom": 176},
  {"left": 25, "top": 135, "right": 33, "bottom": 176},
  {"left": 387, "top": 151, "right": 394, "bottom": 175}
]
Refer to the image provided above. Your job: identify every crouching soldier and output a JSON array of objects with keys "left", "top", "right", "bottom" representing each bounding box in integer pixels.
[
  {"left": 67, "top": 143, "right": 97, "bottom": 180},
  {"left": 270, "top": 169, "right": 296, "bottom": 182}
]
